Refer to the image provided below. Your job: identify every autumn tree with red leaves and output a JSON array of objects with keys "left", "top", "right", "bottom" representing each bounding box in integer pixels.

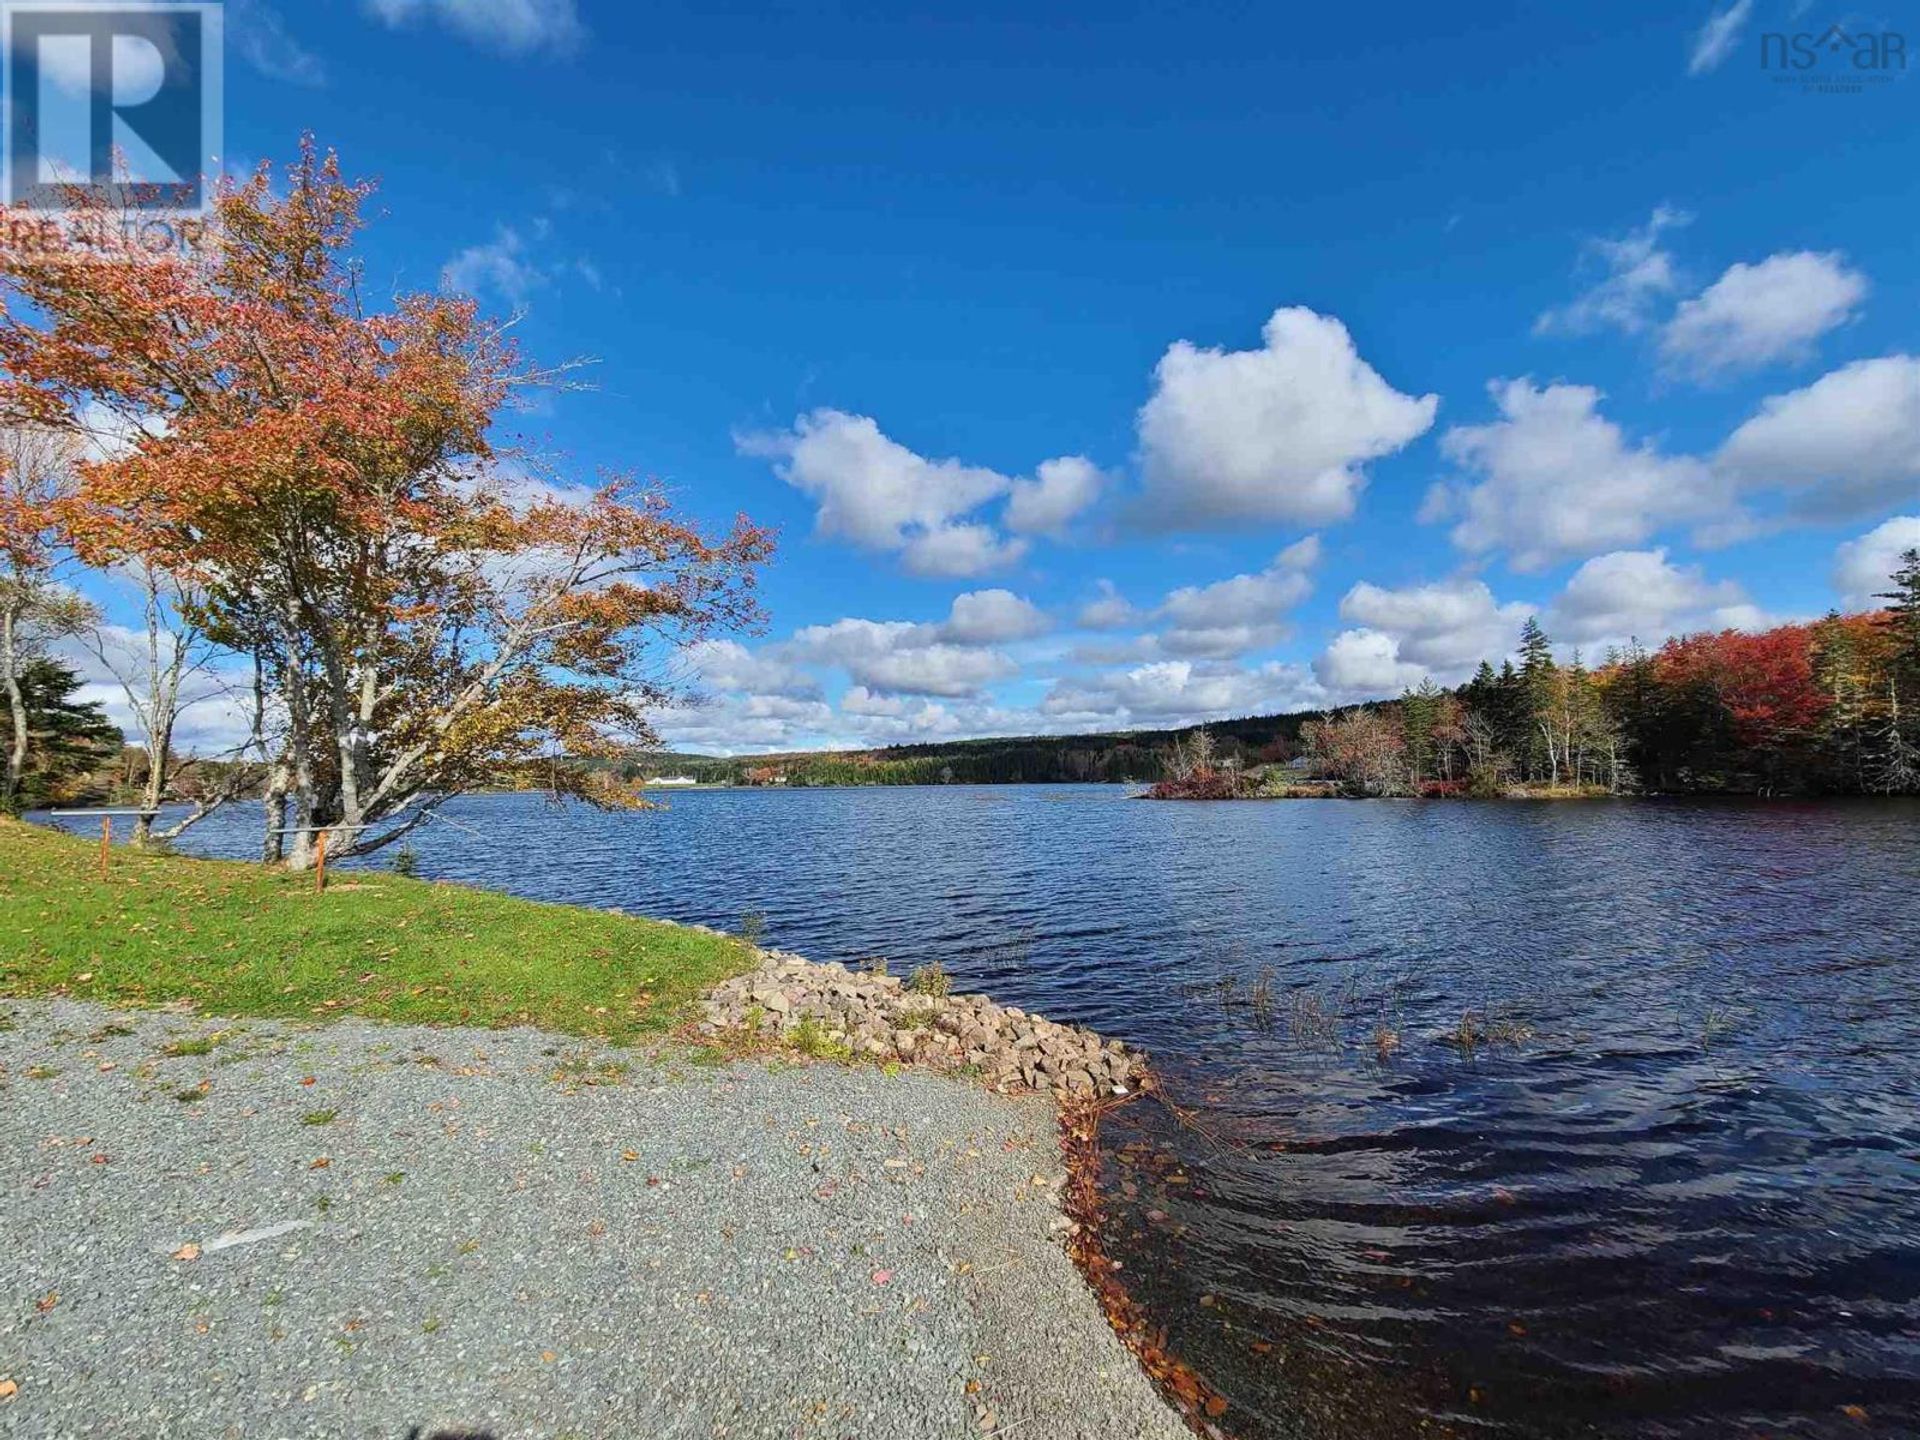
[{"left": 0, "top": 143, "right": 771, "bottom": 863}]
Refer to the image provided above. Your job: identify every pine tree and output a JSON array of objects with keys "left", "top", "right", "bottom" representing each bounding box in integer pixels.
[
  {"left": 1518, "top": 618, "right": 1559, "bottom": 784},
  {"left": 1873, "top": 549, "right": 1920, "bottom": 792},
  {"left": 13, "top": 657, "right": 121, "bottom": 810},
  {"left": 1880, "top": 548, "right": 1920, "bottom": 687},
  {"left": 1399, "top": 681, "right": 1440, "bottom": 787}
]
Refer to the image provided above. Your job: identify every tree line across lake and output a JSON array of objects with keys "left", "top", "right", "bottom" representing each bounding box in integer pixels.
[{"left": 627, "top": 580, "right": 1920, "bottom": 801}]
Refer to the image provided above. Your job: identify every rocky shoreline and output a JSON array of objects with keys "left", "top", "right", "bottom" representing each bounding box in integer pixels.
[{"left": 697, "top": 947, "right": 1146, "bottom": 1100}]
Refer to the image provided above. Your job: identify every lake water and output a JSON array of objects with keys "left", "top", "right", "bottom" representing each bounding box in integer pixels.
[{"left": 78, "top": 787, "right": 1920, "bottom": 1438}]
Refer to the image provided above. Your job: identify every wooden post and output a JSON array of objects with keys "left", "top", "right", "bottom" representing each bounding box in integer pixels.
[
  {"left": 99, "top": 815, "right": 111, "bottom": 878},
  {"left": 313, "top": 828, "right": 328, "bottom": 893}
]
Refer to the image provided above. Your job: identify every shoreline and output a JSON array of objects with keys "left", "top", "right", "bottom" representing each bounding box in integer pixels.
[{"left": 1, "top": 819, "right": 1197, "bottom": 1437}]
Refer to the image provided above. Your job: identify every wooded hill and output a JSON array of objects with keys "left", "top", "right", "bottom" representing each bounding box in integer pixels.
[{"left": 618, "top": 709, "right": 1320, "bottom": 789}]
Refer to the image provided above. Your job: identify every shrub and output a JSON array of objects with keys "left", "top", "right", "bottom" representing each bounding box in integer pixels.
[
  {"left": 906, "top": 961, "right": 951, "bottom": 998},
  {"left": 789, "top": 1015, "right": 850, "bottom": 1060}
]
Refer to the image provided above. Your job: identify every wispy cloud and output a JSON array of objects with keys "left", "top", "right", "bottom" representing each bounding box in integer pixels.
[
  {"left": 442, "top": 226, "right": 548, "bottom": 309},
  {"left": 1535, "top": 206, "right": 1690, "bottom": 337},
  {"left": 230, "top": 0, "right": 326, "bottom": 85},
  {"left": 363, "top": 0, "right": 584, "bottom": 56},
  {"left": 1688, "top": 0, "right": 1754, "bottom": 75}
]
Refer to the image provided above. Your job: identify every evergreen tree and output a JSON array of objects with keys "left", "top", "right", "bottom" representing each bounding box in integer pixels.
[
  {"left": 1872, "top": 550, "right": 1920, "bottom": 793},
  {"left": 1399, "top": 683, "right": 1438, "bottom": 786},
  {"left": 1494, "top": 659, "right": 1527, "bottom": 762},
  {"left": 1880, "top": 548, "right": 1920, "bottom": 689},
  {"left": 11, "top": 657, "right": 121, "bottom": 810},
  {"left": 1518, "top": 618, "right": 1558, "bottom": 783}
]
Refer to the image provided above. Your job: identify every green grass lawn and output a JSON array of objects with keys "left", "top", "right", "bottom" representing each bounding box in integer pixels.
[{"left": 0, "top": 817, "right": 753, "bottom": 1042}]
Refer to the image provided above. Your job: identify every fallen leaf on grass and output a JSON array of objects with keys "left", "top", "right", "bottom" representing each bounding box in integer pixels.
[
  {"left": 171, "top": 1243, "right": 201, "bottom": 1262},
  {"left": 309, "top": 1157, "right": 331, "bottom": 1170},
  {"left": 0, "top": 1378, "right": 16, "bottom": 1401},
  {"left": 871, "top": 1269, "right": 893, "bottom": 1286},
  {"left": 35, "top": 1292, "right": 57, "bottom": 1314},
  {"left": 621, "top": 1150, "right": 639, "bottom": 1162}
]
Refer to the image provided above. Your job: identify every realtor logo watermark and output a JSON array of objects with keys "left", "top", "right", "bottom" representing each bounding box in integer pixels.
[
  {"left": 1, "top": 1, "right": 223, "bottom": 257},
  {"left": 1762, "top": 23, "right": 1907, "bottom": 93}
]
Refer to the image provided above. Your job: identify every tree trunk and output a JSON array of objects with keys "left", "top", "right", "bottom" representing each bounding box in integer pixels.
[{"left": 1, "top": 605, "right": 27, "bottom": 814}]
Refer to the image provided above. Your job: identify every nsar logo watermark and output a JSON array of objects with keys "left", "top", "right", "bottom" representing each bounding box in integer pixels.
[
  {"left": 1761, "top": 23, "right": 1906, "bottom": 94},
  {"left": 2, "top": 0, "right": 223, "bottom": 259}
]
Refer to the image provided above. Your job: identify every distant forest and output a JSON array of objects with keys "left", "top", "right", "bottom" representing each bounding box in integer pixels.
[{"left": 631, "top": 551, "right": 1920, "bottom": 799}]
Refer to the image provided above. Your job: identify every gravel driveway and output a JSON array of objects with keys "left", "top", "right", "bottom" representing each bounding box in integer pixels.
[{"left": 0, "top": 1000, "right": 1188, "bottom": 1440}]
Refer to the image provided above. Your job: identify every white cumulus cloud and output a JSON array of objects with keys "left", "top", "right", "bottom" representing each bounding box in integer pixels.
[
  {"left": 1044, "top": 659, "right": 1322, "bottom": 728},
  {"left": 1549, "top": 549, "right": 1763, "bottom": 649},
  {"left": 1314, "top": 630, "right": 1431, "bottom": 698},
  {"left": 786, "top": 619, "right": 1015, "bottom": 699},
  {"left": 1136, "top": 307, "right": 1437, "bottom": 528},
  {"left": 1661, "top": 251, "right": 1867, "bottom": 379},
  {"left": 939, "top": 589, "right": 1050, "bottom": 645},
  {"left": 1337, "top": 576, "right": 1531, "bottom": 675},
  {"left": 1077, "top": 580, "right": 1136, "bottom": 631},
  {"left": 1716, "top": 356, "right": 1920, "bottom": 522},
  {"left": 1152, "top": 536, "right": 1319, "bottom": 657},
  {"left": 1834, "top": 517, "right": 1920, "bottom": 610},
  {"left": 681, "top": 639, "right": 820, "bottom": 699},
  {"left": 1437, "top": 378, "right": 1736, "bottom": 570},
  {"left": 1006, "top": 455, "right": 1104, "bottom": 536},
  {"left": 740, "top": 410, "right": 1098, "bottom": 577},
  {"left": 901, "top": 523, "right": 1029, "bottom": 578}
]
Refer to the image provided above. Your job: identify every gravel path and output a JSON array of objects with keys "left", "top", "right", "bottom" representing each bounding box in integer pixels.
[{"left": 0, "top": 999, "right": 1188, "bottom": 1440}]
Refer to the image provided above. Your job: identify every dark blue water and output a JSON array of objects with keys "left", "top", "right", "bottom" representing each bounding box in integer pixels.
[{"left": 67, "top": 788, "right": 1920, "bottom": 1438}]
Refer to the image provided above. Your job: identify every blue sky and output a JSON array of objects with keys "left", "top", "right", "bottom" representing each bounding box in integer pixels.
[{"left": 74, "top": 1, "right": 1920, "bottom": 749}]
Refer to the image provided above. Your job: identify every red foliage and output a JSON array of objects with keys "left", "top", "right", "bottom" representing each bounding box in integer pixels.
[
  {"left": 1654, "top": 625, "right": 1830, "bottom": 752},
  {"left": 1146, "top": 770, "right": 1243, "bottom": 800}
]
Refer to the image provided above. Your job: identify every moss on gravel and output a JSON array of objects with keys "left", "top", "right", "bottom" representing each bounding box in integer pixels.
[{"left": 0, "top": 817, "right": 754, "bottom": 1042}]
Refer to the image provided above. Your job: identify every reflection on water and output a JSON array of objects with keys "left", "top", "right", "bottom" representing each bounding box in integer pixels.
[{"left": 95, "top": 787, "right": 1920, "bottom": 1437}]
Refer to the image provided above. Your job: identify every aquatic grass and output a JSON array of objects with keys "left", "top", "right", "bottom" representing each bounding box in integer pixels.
[
  {"left": 0, "top": 816, "right": 755, "bottom": 1043},
  {"left": 1442, "top": 1005, "right": 1535, "bottom": 1055},
  {"left": 1248, "top": 966, "right": 1277, "bottom": 1030}
]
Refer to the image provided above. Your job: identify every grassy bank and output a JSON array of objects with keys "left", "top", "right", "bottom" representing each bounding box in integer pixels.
[{"left": 0, "top": 818, "right": 752, "bottom": 1042}]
